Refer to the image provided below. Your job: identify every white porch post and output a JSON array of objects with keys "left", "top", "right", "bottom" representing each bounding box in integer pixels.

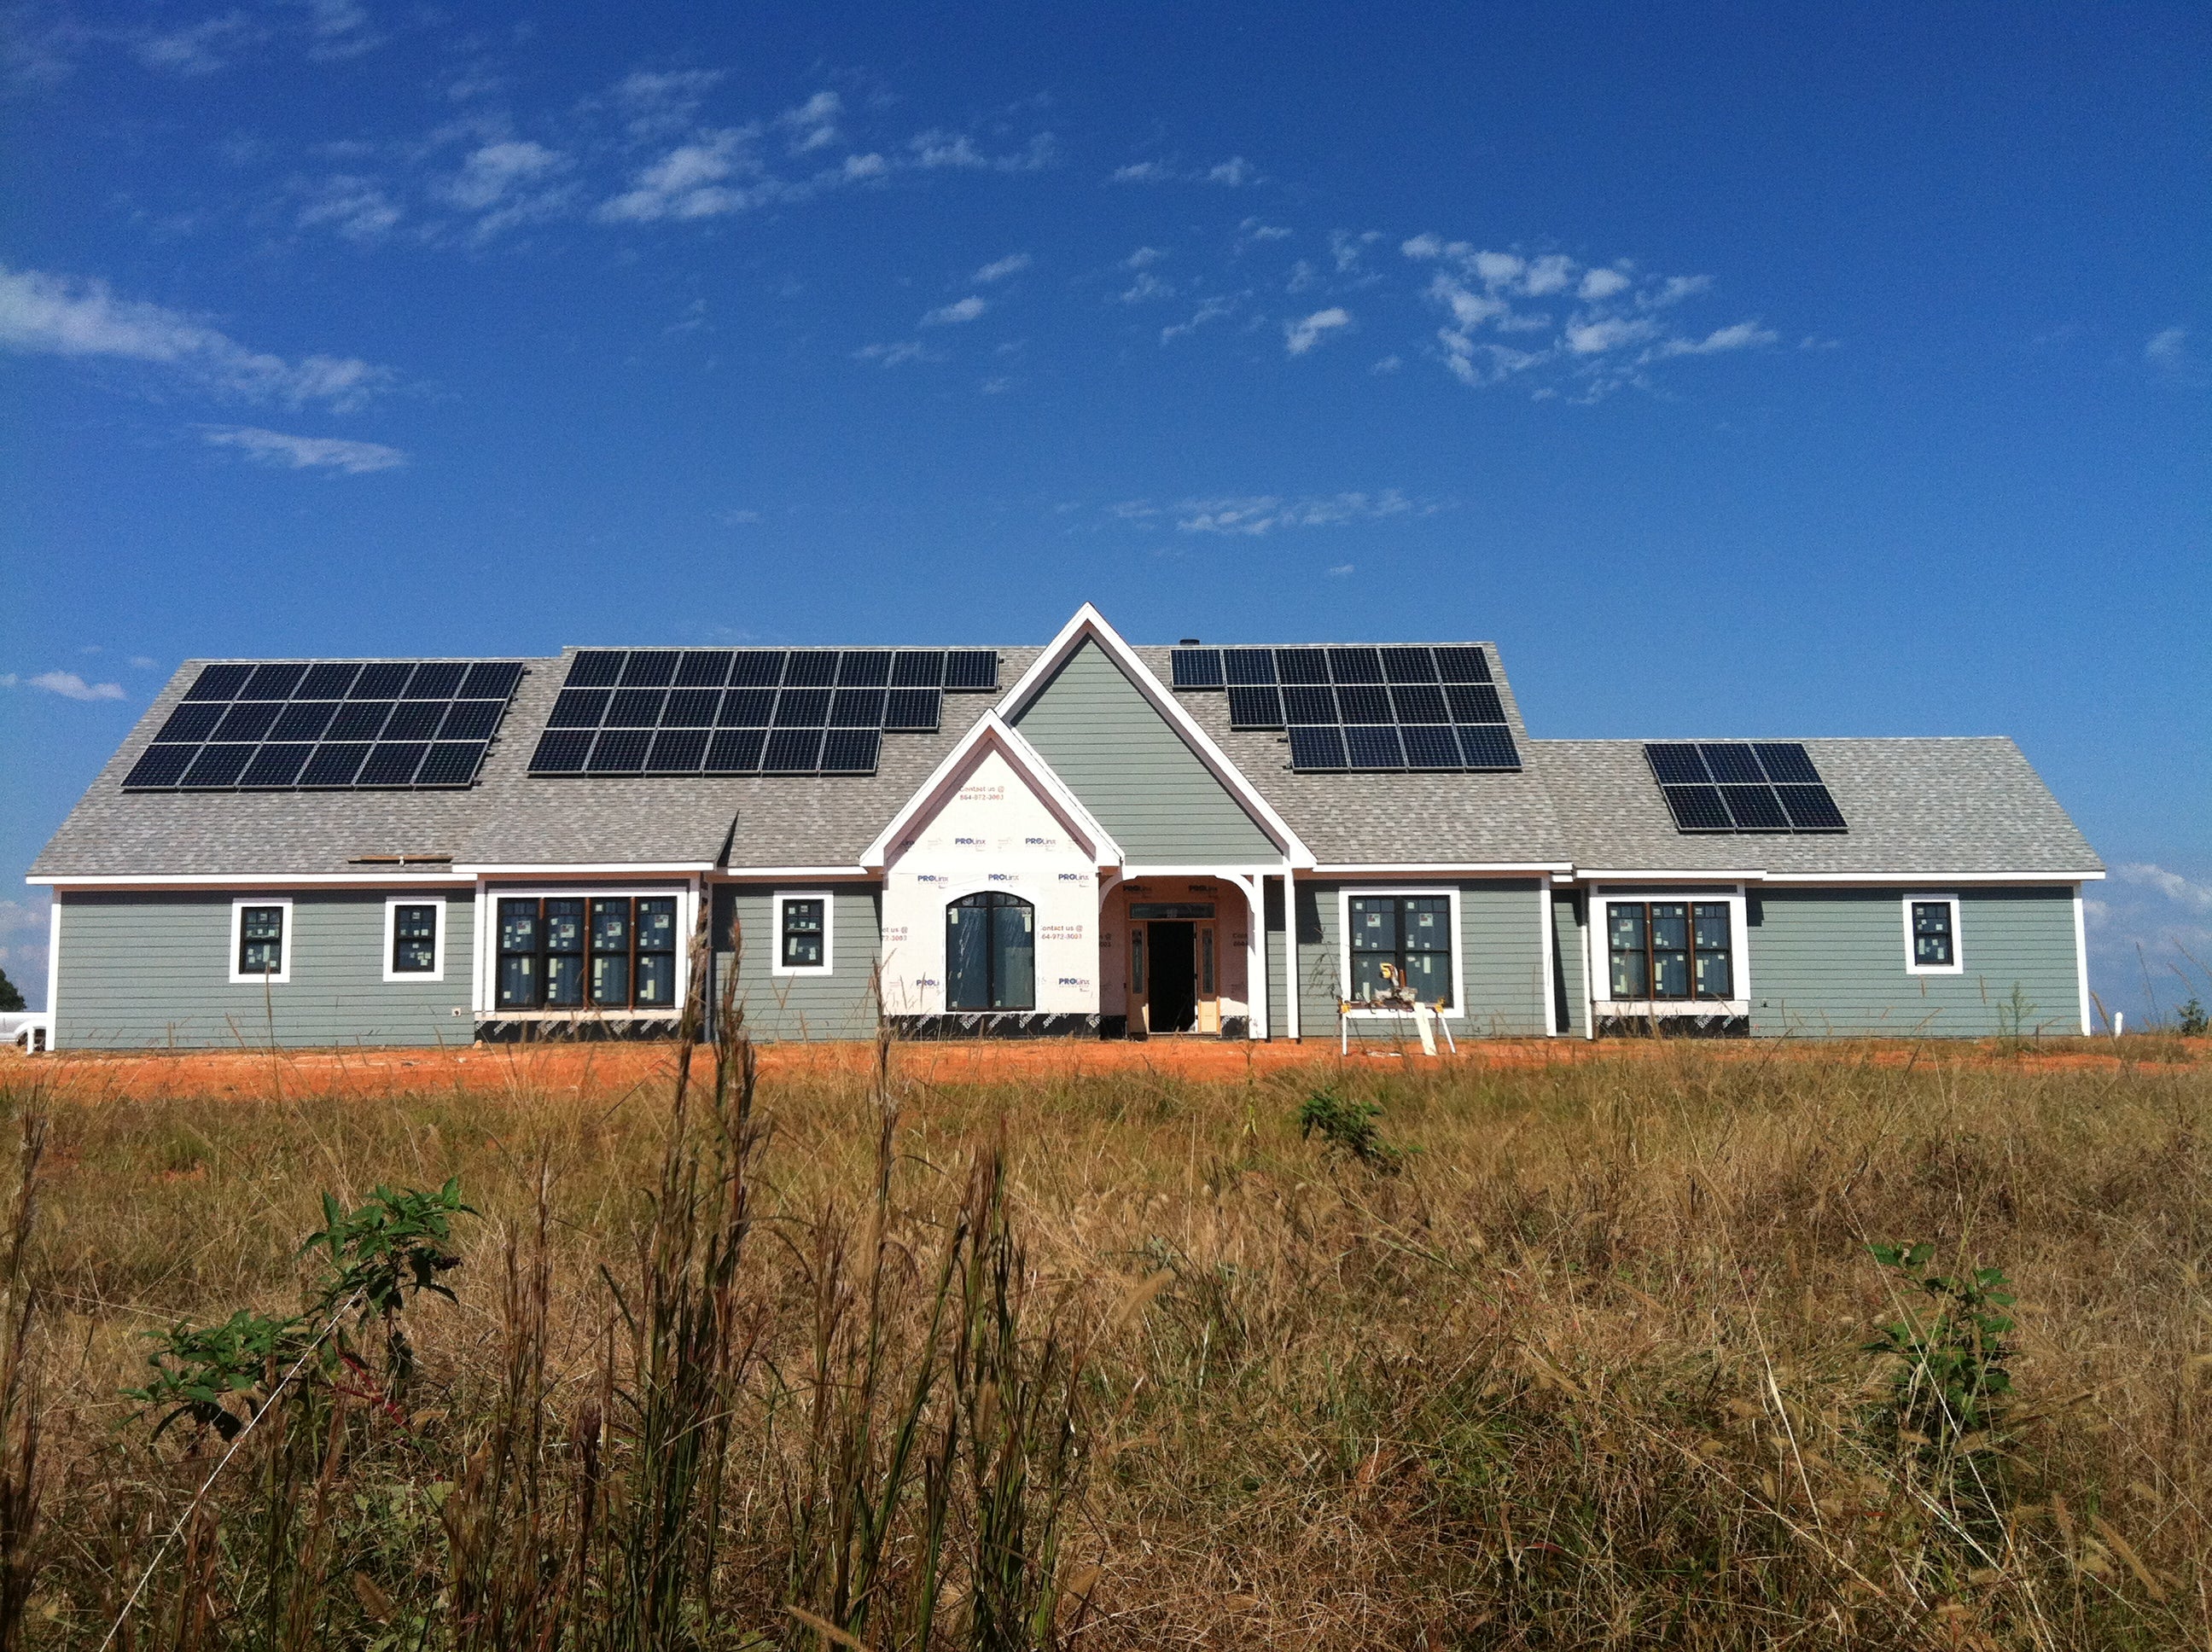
[
  {"left": 1283, "top": 864, "right": 1301, "bottom": 1041},
  {"left": 1243, "top": 873, "right": 1266, "bottom": 1039}
]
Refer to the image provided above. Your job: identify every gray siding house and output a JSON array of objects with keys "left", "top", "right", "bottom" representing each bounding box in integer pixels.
[{"left": 30, "top": 606, "right": 2102, "bottom": 1048}]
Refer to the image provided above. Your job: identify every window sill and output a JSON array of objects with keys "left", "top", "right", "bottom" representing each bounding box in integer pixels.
[
  {"left": 1342, "top": 1005, "right": 1464, "bottom": 1021},
  {"left": 484, "top": 1006, "right": 681, "bottom": 1020},
  {"left": 1595, "top": 999, "right": 1749, "bottom": 1017}
]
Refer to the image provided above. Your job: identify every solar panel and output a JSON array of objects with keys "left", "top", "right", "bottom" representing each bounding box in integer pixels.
[
  {"left": 764, "top": 729, "right": 823, "bottom": 772},
  {"left": 883, "top": 689, "right": 941, "bottom": 731},
  {"left": 675, "top": 650, "right": 734, "bottom": 687},
  {"left": 662, "top": 689, "right": 718, "bottom": 727},
  {"left": 529, "top": 730, "right": 592, "bottom": 773},
  {"left": 783, "top": 651, "right": 839, "bottom": 688},
  {"left": 729, "top": 650, "right": 786, "bottom": 687},
  {"left": 125, "top": 660, "right": 526, "bottom": 791},
  {"left": 718, "top": 689, "right": 774, "bottom": 727},
  {"left": 1171, "top": 648, "right": 1223, "bottom": 689},
  {"left": 620, "top": 651, "right": 679, "bottom": 688},
  {"left": 607, "top": 689, "right": 664, "bottom": 727},
  {"left": 567, "top": 651, "right": 625, "bottom": 688},
  {"left": 944, "top": 649, "right": 999, "bottom": 691},
  {"left": 647, "top": 728, "right": 710, "bottom": 773},
  {"left": 774, "top": 689, "right": 830, "bottom": 727},
  {"left": 704, "top": 729, "right": 765, "bottom": 772},
  {"left": 1662, "top": 784, "right": 1734, "bottom": 831},
  {"left": 820, "top": 728, "right": 882, "bottom": 773},
  {"left": 550, "top": 689, "right": 608, "bottom": 728},
  {"left": 1226, "top": 686, "right": 1284, "bottom": 730},
  {"left": 1171, "top": 641, "right": 1521, "bottom": 773},
  {"left": 1287, "top": 725, "right": 1347, "bottom": 770},
  {"left": 837, "top": 651, "right": 893, "bottom": 687},
  {"left": 1223, "top": 648, "right": 1277, "bottom": 685},
  {"left": 891, "top": 650, "right": 945, "bottom": 687},
  {"left": 1644, "top": 742, "right": 1848, "bottom": 834},
  {"left": 1456, "top": 726, "right": 1521, "bottom": 771},
  {"left": 830, "top": 689, "right": 886, "bottom": 727},
  {"left": 588, "top": 729, "right": 650, "bottom": 774}
]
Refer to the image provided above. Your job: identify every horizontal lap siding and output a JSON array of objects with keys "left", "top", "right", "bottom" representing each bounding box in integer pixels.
[
  {"left": 1552, "top": 893, "right": 1588, "bottom": 1037},
  {"left": 1294, "top": 879, "right": 1547, "bottom": 1041},
  {"left": 1749, "top": 887, "right": 2081, "bottom": 1038},
  {"left": 55, "top": 889, "right": 474, "bottom": 1049},
  {"left": 713, "top": 885, "right": 882, "bottom": 1042},
  {"left": 1010, "top": 641, "right": 1278, "bottom": 864}
]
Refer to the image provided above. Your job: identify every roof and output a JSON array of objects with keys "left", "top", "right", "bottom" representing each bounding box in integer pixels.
[
  {"left": 30, "top": 631, "right": 2100, "bottom": 882},
  {"left": 1533, "top": 737, "right": 2102, "bottom": 875}
]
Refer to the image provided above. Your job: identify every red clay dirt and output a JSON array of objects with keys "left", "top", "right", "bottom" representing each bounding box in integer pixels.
[{"left": 3, "top": 1032, "right": 2196, "bottom": 1105}]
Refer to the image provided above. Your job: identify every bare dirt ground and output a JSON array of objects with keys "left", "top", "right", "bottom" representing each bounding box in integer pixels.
[{"left": 5, "top": 1028, "right": 2197, "bottom": 1103}]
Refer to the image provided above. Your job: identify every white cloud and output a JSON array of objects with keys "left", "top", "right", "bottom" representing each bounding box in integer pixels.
[
  {"left": 2145, "top": 327, "right": 2187, "bottom": 365},
  {"left": 1239, "top": 217, "right": 1292, "bottom": 245},
  {"left": 1119, "top": 271, "right": 1173, "bottom": 305},
  {"left": 1, "top": 670, "right": 125, "bottom": 701},
  {"left": 719, "top": 508, "right": 762, "bottom": 524},
  {"left": 2119, "top": 863, "right": 2212, "bottom": 916},
  {"left": 1161, "top": 294, "right": 1238, "bottom": 344},
  {"left": 1110, "top": 160, "right": 1171, "bottom": 182},
  {"left": 1564, "top": 317, "right": 1657, "bottom": 355},
  {"left": 1328, "top": 562, "right": 1355, "bottom": 576},
  {"left": 441, "top": 140, "right": 566, "bottom": 212},
  {"left": 130, "top": 655, "right": 158, "bottom": 669},
  {"left": 922, "top": 295, "right": 987, "bottom": 326},
  {"left": 296, "top": 177, "right": 402, "bottom": 244},
  {"left": 1578, "top": 266, "right": 1631, "bottom": 300},
  {"left": 974, "top": 253, "right": 1031, "bottom": 282},
  {"left": 853, "top": 340, "right": 932, "bottom": 367},
  {"left": 1124, "top": 246, "right": 1167, "bottom": 270},
  {"left": 597, "top": 129, "right": 771, "bottom": 222},
  {"left": 841, "top": 152, "right": 888, "bottom": 180},
  {"left": 979, "top": 375, "right": 1012, "bottom": 394},
  {"left": 135, "top": 11, "right": 255, "bottom": 75},
  {"left": 909, "top": 130, "right": 1054, "bottom": 172},
  {"left": 1206, "top": 156, "right": 1254, "bottom": 185},
  {"left": 300, "top": 0, "right": 377, "bottom": 61},
  {"left": 0, "top": 265, "right": 391, "bottom": 410},
  {"left": 199, "top": 424, "right": 406, "bottom": 473},
  {"left": 1172, "top": 490, "right": 1427, "bottom": 535},
  {"left": 1400, "top": 233, "right": 1445, "bottom": 259},
  {"left": 1652, "top": 320, "right": 1778, "bottom": 357},
  {"left": 1473, "top": 251, "right": 1524, "bottom": 287},
  {"left": 608, "top": 69, "right": 725, "bottom": 140},
  {"left": 778, "top": 90, "right": 841, "bottom": 154},
  {"left": 1371, "top": 354, "right": 1400, "bottom": 374},
  {"left": 1284, "top": 306, "right": 1350, "bottom": 356},
  {"left": 1644, "top": 274, "right": 1712, "bottom": 308}
]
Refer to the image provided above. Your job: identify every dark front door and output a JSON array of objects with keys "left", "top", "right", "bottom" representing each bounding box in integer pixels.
[{"left": 1148, "top": 921, "right": 1197, "bottom": 1032}]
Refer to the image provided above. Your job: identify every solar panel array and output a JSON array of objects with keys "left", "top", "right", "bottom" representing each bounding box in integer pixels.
[
  {"left": 122, "top": 660, "right": 527, "bottom": 791},
  {"left": 1643, "top": 742, "right": 1848, "bottom": 834},
  {"left": 1169, "top": 644, "right": 1521, "bottom": 772},
  {"left": 527, "top": 648, "right": 999, "bottom": 777}
]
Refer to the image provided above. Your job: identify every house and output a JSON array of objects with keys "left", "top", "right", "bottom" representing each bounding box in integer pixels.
[{"left": 26, "top": 605, "right": 2102, "bottom": 1048}]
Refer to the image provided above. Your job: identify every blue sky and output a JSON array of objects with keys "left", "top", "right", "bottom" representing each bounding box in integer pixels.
[{"left": 3, "top": 3, "right": 2206, "bottom": 1020}]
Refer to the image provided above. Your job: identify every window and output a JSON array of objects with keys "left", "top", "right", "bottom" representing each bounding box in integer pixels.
[
  {"left": 1346, "top": 894, "right": 1454, "bottom": 1009},
  {"left": 236, "top": 905, "right": 286, "bottom": 979},
  {"left": 946, "top": 892, "right": 1034, "bottom": 1011},
  {"left": 384, "top": 899, "right": 444, "bottom": 981},
  {"left": 771, "top": 892, "right": 834, "bottom": 976},
  {"left": 1607, "top": 900, "right": 1734, "bottom": 1002},
  {"left": 497, "top": 894, "right": 679, "bottom": 1009},
  {"left": 1904, "top": 895, "right": 1963, "bottom": 974}
]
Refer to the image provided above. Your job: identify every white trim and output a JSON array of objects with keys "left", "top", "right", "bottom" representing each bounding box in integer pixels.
[
  {"left": 861, "top": 712, "right": 1124, "bottom": 872},
  {"left": 44, "top": 899, "right": 61, "bottom": 1044},
  {"left": 1902, "top": 893, "right": 1965, "bottom": 975},
  {"left": 770, "top": 889, "right": 835, "bottom": 977},
  {"left": 1237, "top": 871, "right": 1266, "bottom": 1040},
  {"left": 1315, "top": 862, "right": 1573, "bottom": 876},
  {"left": 229, "top": 896, "right": 294, "bottom": 985},
  {"left": 1539, "top": 882, "right": 1559, "bottom": 1036},
  {"left": 460, "top": 862, "right": 716, "bottom": 877},
  {"left": 2070, "top": 893, "right": 2087, "bottom": 1034},
  {"left": 1568, "top": 869, "right": 2104, "bottom": 886},
  {"left": 476, "top": 884, "right": 699, "bottom": 1017},
  {"left": 32, "top": 872, "right": 474, "bottom": 890},
  {"left": 1281, "top": 867, "right": 1301, "bottom": 1041},
  {"left": 1586, "top": 887, "right": 1750, "bottom": 1019},
  {"left": 990, "top": 603, "right": 1315, "bottom": 867},
  {"left": 1336, "top": 886, "right": 1466, "bottom": 1020},
  {"left": 718, "top": 867, "right": 878, "bottom": 881},
  {"left": 1573, "top": 870, "right": 1767, "bottom": 885},
  {"left": 381, "top": 895, "right": 446, "bottom": 983},
  {"left": 469, "top": 884, "right": 487, "bottom": 1014}
]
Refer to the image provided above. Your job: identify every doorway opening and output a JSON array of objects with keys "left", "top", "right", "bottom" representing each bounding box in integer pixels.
[{"left": 1127, "top": 900, "right": 1219, "bottom": 1035}]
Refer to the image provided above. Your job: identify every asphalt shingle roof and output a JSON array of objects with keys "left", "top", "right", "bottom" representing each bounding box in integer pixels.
[{"left": 30, "top": 639, "right": 2099, "bottom": 880}]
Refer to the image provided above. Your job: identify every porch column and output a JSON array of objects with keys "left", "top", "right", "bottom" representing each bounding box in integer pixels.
[
  {"left": 1243, "top": 874, "right": 1266, "bottom": 1040},
  {"left": 1283, "top": 865, "right": 1301, "bottom": 1041}
]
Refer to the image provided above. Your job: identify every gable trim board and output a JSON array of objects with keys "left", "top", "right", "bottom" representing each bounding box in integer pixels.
[{"left": 29, "top": 604, "right": 2101, "bottom": 1046}]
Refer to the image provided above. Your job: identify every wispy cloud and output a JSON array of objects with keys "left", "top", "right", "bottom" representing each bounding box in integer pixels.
[
  {"left": 134, "top": 11, "right": 257, "bottom": 75},
  {"left": 597, "top": 127, "right": 761, "bottom": 221},
  {"left": 439, "top": 139, "right": 570, "bottom": 237},
  {"left": 2119, "top": 863, "right": 2212, "bottom": 916},
  {"left": 1205, "top": 156, "right": 1255, "bottom": 185},
  {"left": 853, "top": 340, "right": 934, "bottom": 367},
  {"left": 1109, "top": 160, "right": 1171, "bottom": 183},
  {"left": 1161, "top": 294, "right": 1239, "bottom": 344},
  {"left": 1170, "top": 490, "right": 1435, "bottom": 536},
  {"left": 199, "top": 424, "right": 406, "bottom": 473},
  {"left": 974, "top": 253, "right": 1032, "bottom": 283},
  {"left": 295, "top": 177, "right": 403, "bottom": 244},
  {"left": 1284, "top": 306, "right": 1350, "bottom": 356},
  {"left": 2145, "top": 327, "right": 2188, "bottom": 367},
  {"left": 0, "top": 669, "right": 125, "bottom": 701},
  {"left": 0, "top": 265, "right": 391, "bottom": 409},
  {"left": 777, "top": 90, "right": 842, "bottom": 154},
  {"left": 1111, "top": 156, "right": 1260, "bottom": 185},
  {"left": 922, "top": 295, "right": 987, "bottom": 326}
]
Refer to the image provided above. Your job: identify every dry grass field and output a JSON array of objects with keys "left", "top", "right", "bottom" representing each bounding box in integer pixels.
[{"left": 0, "top": 1020, "right": 2205, "bottom": 1649}]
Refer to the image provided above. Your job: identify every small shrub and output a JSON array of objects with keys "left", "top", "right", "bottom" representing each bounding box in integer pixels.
[
  {"left": 1298, "top": 1088, "right": 1402, "bottom": 1172},
  {"left": 2179, "top": 996, "right": 2208, "bottom": 1037}
]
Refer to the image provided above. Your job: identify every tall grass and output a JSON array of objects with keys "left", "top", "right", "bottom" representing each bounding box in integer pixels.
[{"left": 0, "top": 1028, "right": 2204, "bottom": 1647}]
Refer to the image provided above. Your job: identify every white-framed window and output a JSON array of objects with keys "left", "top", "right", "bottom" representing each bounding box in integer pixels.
[
  {"left": 1903, "top": 894, "right": 1964, "bottom": 974},
  {"left": 1336, "top": 886, "right": 1463, "bottom": 1017},
  {"left": 230, "top": 897, "right": 294, "bottom": 985},
  {"left": 1587, "top": 887, "right": 1749, "bottom": 1012},
  {"left": 383, "top": 897, "right": 445, "bottom": 982},
  {"left": 771, "top": 890, "right": 835, "bottom": 976}
]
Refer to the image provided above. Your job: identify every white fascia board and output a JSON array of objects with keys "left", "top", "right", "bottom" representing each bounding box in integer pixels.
[
  {"left": 859, "top": 711, "right": 1124, "bottom": 871},
  {"left": 460, "top": 862, "right": 717, "bottom": 876},
  {"left": 1312, "top": 862, "right": 1574, "bottom": 875},
  {"left": 1575, "top": 870, "right": 1769, "bottom": 885},
  {"left": 716, "top": 867, "right": 878, "bottom": 881},
  {"left": 1756, "top": 870, "right": 2102, "bottom": 885},
  {"left": 993, "top": 603, "right": 1316, "bottom": 868},
  {"left": 33, "top": 871, "right": 475, "bottom": 888}
]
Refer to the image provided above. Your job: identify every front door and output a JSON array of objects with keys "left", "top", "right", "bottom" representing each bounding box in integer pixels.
[{"left": 1130, "top": 916, "right": 1219, "bottom": 1034}]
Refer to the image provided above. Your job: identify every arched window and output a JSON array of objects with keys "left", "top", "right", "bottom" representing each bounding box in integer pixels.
[{"left": 946, "top": 892, "right": 1035, "bottom": 1011}]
